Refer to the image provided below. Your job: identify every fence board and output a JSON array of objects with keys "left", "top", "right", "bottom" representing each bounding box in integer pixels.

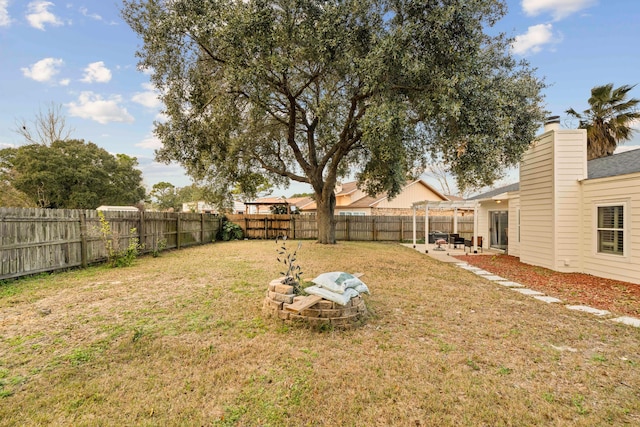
[
  {"left": 226, "top": 214, "right": 474, "bottom": 242},
  {"left": 0, "top": 208, "right": 222, "bottom": 280}
]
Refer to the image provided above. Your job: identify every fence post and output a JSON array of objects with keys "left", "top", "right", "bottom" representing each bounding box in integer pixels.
[
  {"left": 176, "top": 214, "right": 181, "bottom": 249},
  {"left": 291, "top": 215, "right": 296, "bottom": 239},
  {"left": 264, "top": 217, "right": 268, "bottom": 239},
  {"left": 201, "top": 213, "right": 205, "bottom": 244},
  {"left": 139, "top": 211, "right": 145, "bottom": 252},
  {"left": 372, "top": 217, "right": 377, "bottom": 241},
  {"left": 400, "top": 218, "right": 404, "bottom": 242},
  {"left": 346, "top": 217, "right": 350, "bottom": 241},
  {"left": 80, "top": 212, "right": 88, "bottom": 268}
]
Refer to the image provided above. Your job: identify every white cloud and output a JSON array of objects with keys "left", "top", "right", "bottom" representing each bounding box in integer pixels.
[
  {"left": 26, "top": 1, "right": 63, "bottom": 30},
  {"left": 137, "top": 157, "right": 190, "bottom": 187},
  {"left": 59, "top": 78, "right": 70, "bottom": 86},
  {"left": 138, "top": 66, "right": 154, "bottom": 75},
  {"left": 0, "top": 141, "right": 16, "bottom": 149},
  {"left": 67, "top": 91, "right": 134, "bottom": 124},
  {"left": 136, "top": 133, "right": 163, "bottom": 149},
  {"left": 511, "top": 24, "right": 556, "bottom": 55},
  {"left": 81, "top": 61, "right": 112, "bottom": 83},
  {"left": 132, "top": 83, "right": 162, "bottom": 109},
  {"left": 79, "top": 6, "right": 101, "bottom": 21},
  {"left": 614, "top": 145, "right": 640, "bottom": 154},
  {"left": 21, "top": 57, "right": 64, "bottom": 82},
  {"left": 0, "top": 0, "right": 11, "bottom": 27},
  {"left": 522, "top": 0, "right": 597, "bottom": 21}
]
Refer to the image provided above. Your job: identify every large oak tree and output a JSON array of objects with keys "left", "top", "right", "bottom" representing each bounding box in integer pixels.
[{"left": 122, "top": 0, "right": 546, "bottom": 243}]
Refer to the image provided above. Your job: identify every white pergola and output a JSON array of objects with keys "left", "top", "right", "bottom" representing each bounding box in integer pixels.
[{"left": 411, "top": 200, "right": 481, "bottom": 253}]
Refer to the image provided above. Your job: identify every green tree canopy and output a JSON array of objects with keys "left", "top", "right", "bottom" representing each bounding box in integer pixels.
[
  {"left": 149, "top": 181, "right": 180, "bottom": 211},
  {"left": 566, "top": 83, "right": 640, "bottom": 160},
  {"left": 0, "top": 140, "right": 146, "bottom": 209},
  {"left": 122, "top": 0, "right": 546, "bottom": 243}
]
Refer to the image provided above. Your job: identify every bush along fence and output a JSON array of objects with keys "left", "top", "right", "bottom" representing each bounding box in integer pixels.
[
  {"left": 0, "top": 208, "right": 222, "bottom": 280},
  {"left": 226, "top": 214, "right": 475, "bottom": 242}
]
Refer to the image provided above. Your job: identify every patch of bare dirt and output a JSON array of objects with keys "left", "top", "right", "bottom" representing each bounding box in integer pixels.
[{"left": 455, "top": 254, "right": 640, "bottom": 317}]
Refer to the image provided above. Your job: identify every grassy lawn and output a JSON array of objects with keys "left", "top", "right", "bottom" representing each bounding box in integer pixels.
[{"left": 1, "top": 241, "right": 639, "bottom": 426}]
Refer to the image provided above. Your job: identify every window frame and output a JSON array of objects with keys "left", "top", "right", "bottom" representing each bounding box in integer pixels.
[{"left": 594, "top": 202, "right": 627, "bottom": 257}]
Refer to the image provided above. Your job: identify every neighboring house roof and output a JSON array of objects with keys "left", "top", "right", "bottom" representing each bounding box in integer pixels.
[
  {"left": 96, "top": 205, "right": 139, "bottom": 211},
  {"left": 587, "top": 148, "right": 640, "bottom": 179},
  {"left": 340, "top": 179, "right": 447, "bottom": 209},
  {"left": 344, "top": 195, "right": 380, "bottom": 208},
  {"left": 335, "top": 181, "right": 359, "bottom": 196},
  {"left": 300, "top": 179, "right": 447, "bottom": 212}
]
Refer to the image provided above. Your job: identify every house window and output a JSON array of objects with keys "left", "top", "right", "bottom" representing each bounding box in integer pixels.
[{"left": 597, "top": 204, "right": 625, "bottom": 255}]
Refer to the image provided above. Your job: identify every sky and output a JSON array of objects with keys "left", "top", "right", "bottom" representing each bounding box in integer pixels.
[{"left": 1, "top": 0, "right": 639, "bottom": 197}]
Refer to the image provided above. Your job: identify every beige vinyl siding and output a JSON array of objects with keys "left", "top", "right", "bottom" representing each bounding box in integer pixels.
[
  {"left": 580, "top": 172, "right": 640, "bottom": 284},
  {"left": 551, "top": 130, "right": 588, "bottom": 272},
  {"left": 375, "top": 181, "right": 444, "bottom": 209},
  {"left": 520, "top": 132, "right": 555, "bottom": 269},
  {"left": 508, "top": 196, "right": 520, "bottom": 257}
]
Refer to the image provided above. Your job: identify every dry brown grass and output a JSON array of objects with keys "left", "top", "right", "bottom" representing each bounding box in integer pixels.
[{"left": 1, "top": 241, "right": 639, "bottom": 426}]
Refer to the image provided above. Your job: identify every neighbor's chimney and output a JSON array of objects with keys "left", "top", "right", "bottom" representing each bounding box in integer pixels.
[{"left": 544, "top": 115, "right": 560, "bottom": 132}]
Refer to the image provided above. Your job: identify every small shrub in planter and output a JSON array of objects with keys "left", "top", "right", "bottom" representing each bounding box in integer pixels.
[{"left": 275, "top": 236, "right": 304, "bottom": 295}]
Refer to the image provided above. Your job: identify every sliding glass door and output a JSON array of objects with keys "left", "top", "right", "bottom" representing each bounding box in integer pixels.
[{"left": 490, "top": 211, "right": 508, "bottom": 250}]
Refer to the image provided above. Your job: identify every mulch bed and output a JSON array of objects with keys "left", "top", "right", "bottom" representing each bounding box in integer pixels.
[{"left": 455, "top": 254, "right": 640, "bottom": 318}]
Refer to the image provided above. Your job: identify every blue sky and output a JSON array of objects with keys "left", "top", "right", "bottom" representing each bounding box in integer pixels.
[{"left": 1, "top": 0, "right": 639, "bottom": 196}]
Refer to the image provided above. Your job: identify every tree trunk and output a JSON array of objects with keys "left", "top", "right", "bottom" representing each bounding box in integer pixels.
[{"left": 316, "top": 191, "right": 336, "bottom": 244}]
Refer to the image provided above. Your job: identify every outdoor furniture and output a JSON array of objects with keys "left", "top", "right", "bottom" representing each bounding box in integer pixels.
[
  {"left": 428, "top": 231, "right": 449, "bottom": 244},
  {"left": 434, "top": 238, "right": 447, "bottom": 251},
  {"left": 448, "top": 233, "right": 465, "bottom": 249},
  {"left": 464, "top": 236, "right": 483, "bottom": 253}
]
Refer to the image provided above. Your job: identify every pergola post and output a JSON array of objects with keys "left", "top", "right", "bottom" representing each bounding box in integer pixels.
[
  {"left": 453, "top": 207, "right": 458, "bottom": 234},
  {"left": 424, "top": 204, "right": 429, "bottom": 253},
  {"left": 473, "top": 203, "right": 479, "bottom": 253},
  {"left": 412, "top": 206, "right": 417, "bottom": 248}
]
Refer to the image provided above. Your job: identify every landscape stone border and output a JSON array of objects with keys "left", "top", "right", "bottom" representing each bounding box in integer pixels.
[{"left": 455, "top": 262, "right": 640, "bottom": 329}]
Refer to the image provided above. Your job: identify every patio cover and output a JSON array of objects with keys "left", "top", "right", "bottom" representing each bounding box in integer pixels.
[{"left": 411, "top": 200, "right": 481, "bottom": 253}]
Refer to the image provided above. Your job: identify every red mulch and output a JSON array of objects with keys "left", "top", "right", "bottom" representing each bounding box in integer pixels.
[{"left": 455, "top": 254, "right": 640, "bottom": 318}]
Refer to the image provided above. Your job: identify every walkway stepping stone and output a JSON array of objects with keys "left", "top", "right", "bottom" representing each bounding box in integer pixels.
[
  {"left": 610, "top": 316, "right": 640, "bottom": 328},
  {"left": 565, "top": 305, "right": 610, "bottom": 316},
  {"left": 495, "top": 281, "right": 524, "bottom": 288},
  {"left": 482, "top": 275, "right": 507, "bottom": 281},
  {"left": 533, "top": 295, "right": 563, "bottom": 303},
  {"left": 513, "top": 288, "right": 545, "bottom": 296},
  {"left": 473, "top": 270, "right": 493, "bottom": 275}
]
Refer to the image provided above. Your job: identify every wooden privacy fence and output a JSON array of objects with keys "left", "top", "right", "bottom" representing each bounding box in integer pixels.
[
  {"left": 0, "top": 208, "right": 222, "bottom": 280},
  {"left": 227, "top": 214, "right": 474, "bottom": 241}
]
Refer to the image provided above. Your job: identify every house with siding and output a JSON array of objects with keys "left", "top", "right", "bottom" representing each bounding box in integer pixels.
[
  {"left": 301, "top": 179, "right": 449, "bottom": 216},
  {"left": 468, "top": 119, "right": 640, "bottom": 285}
]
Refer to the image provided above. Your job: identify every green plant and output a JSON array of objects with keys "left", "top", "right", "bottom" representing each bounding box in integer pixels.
[
  {"left": 96, "top": 211, "right": 142, "bottom": 267},
  {"left": 219, "top": 218, "right": 244, "bottom": 241},
  {"left": 152, "top": 237, "right": 168, "bottom": 257},
  {"left": 275, "top": 236, "right": 303, "bottom": 294}
]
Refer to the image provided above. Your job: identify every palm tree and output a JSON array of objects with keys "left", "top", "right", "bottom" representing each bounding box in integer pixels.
[{"left": 566, "top": 83, "right": 640, "bottom": 160}]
